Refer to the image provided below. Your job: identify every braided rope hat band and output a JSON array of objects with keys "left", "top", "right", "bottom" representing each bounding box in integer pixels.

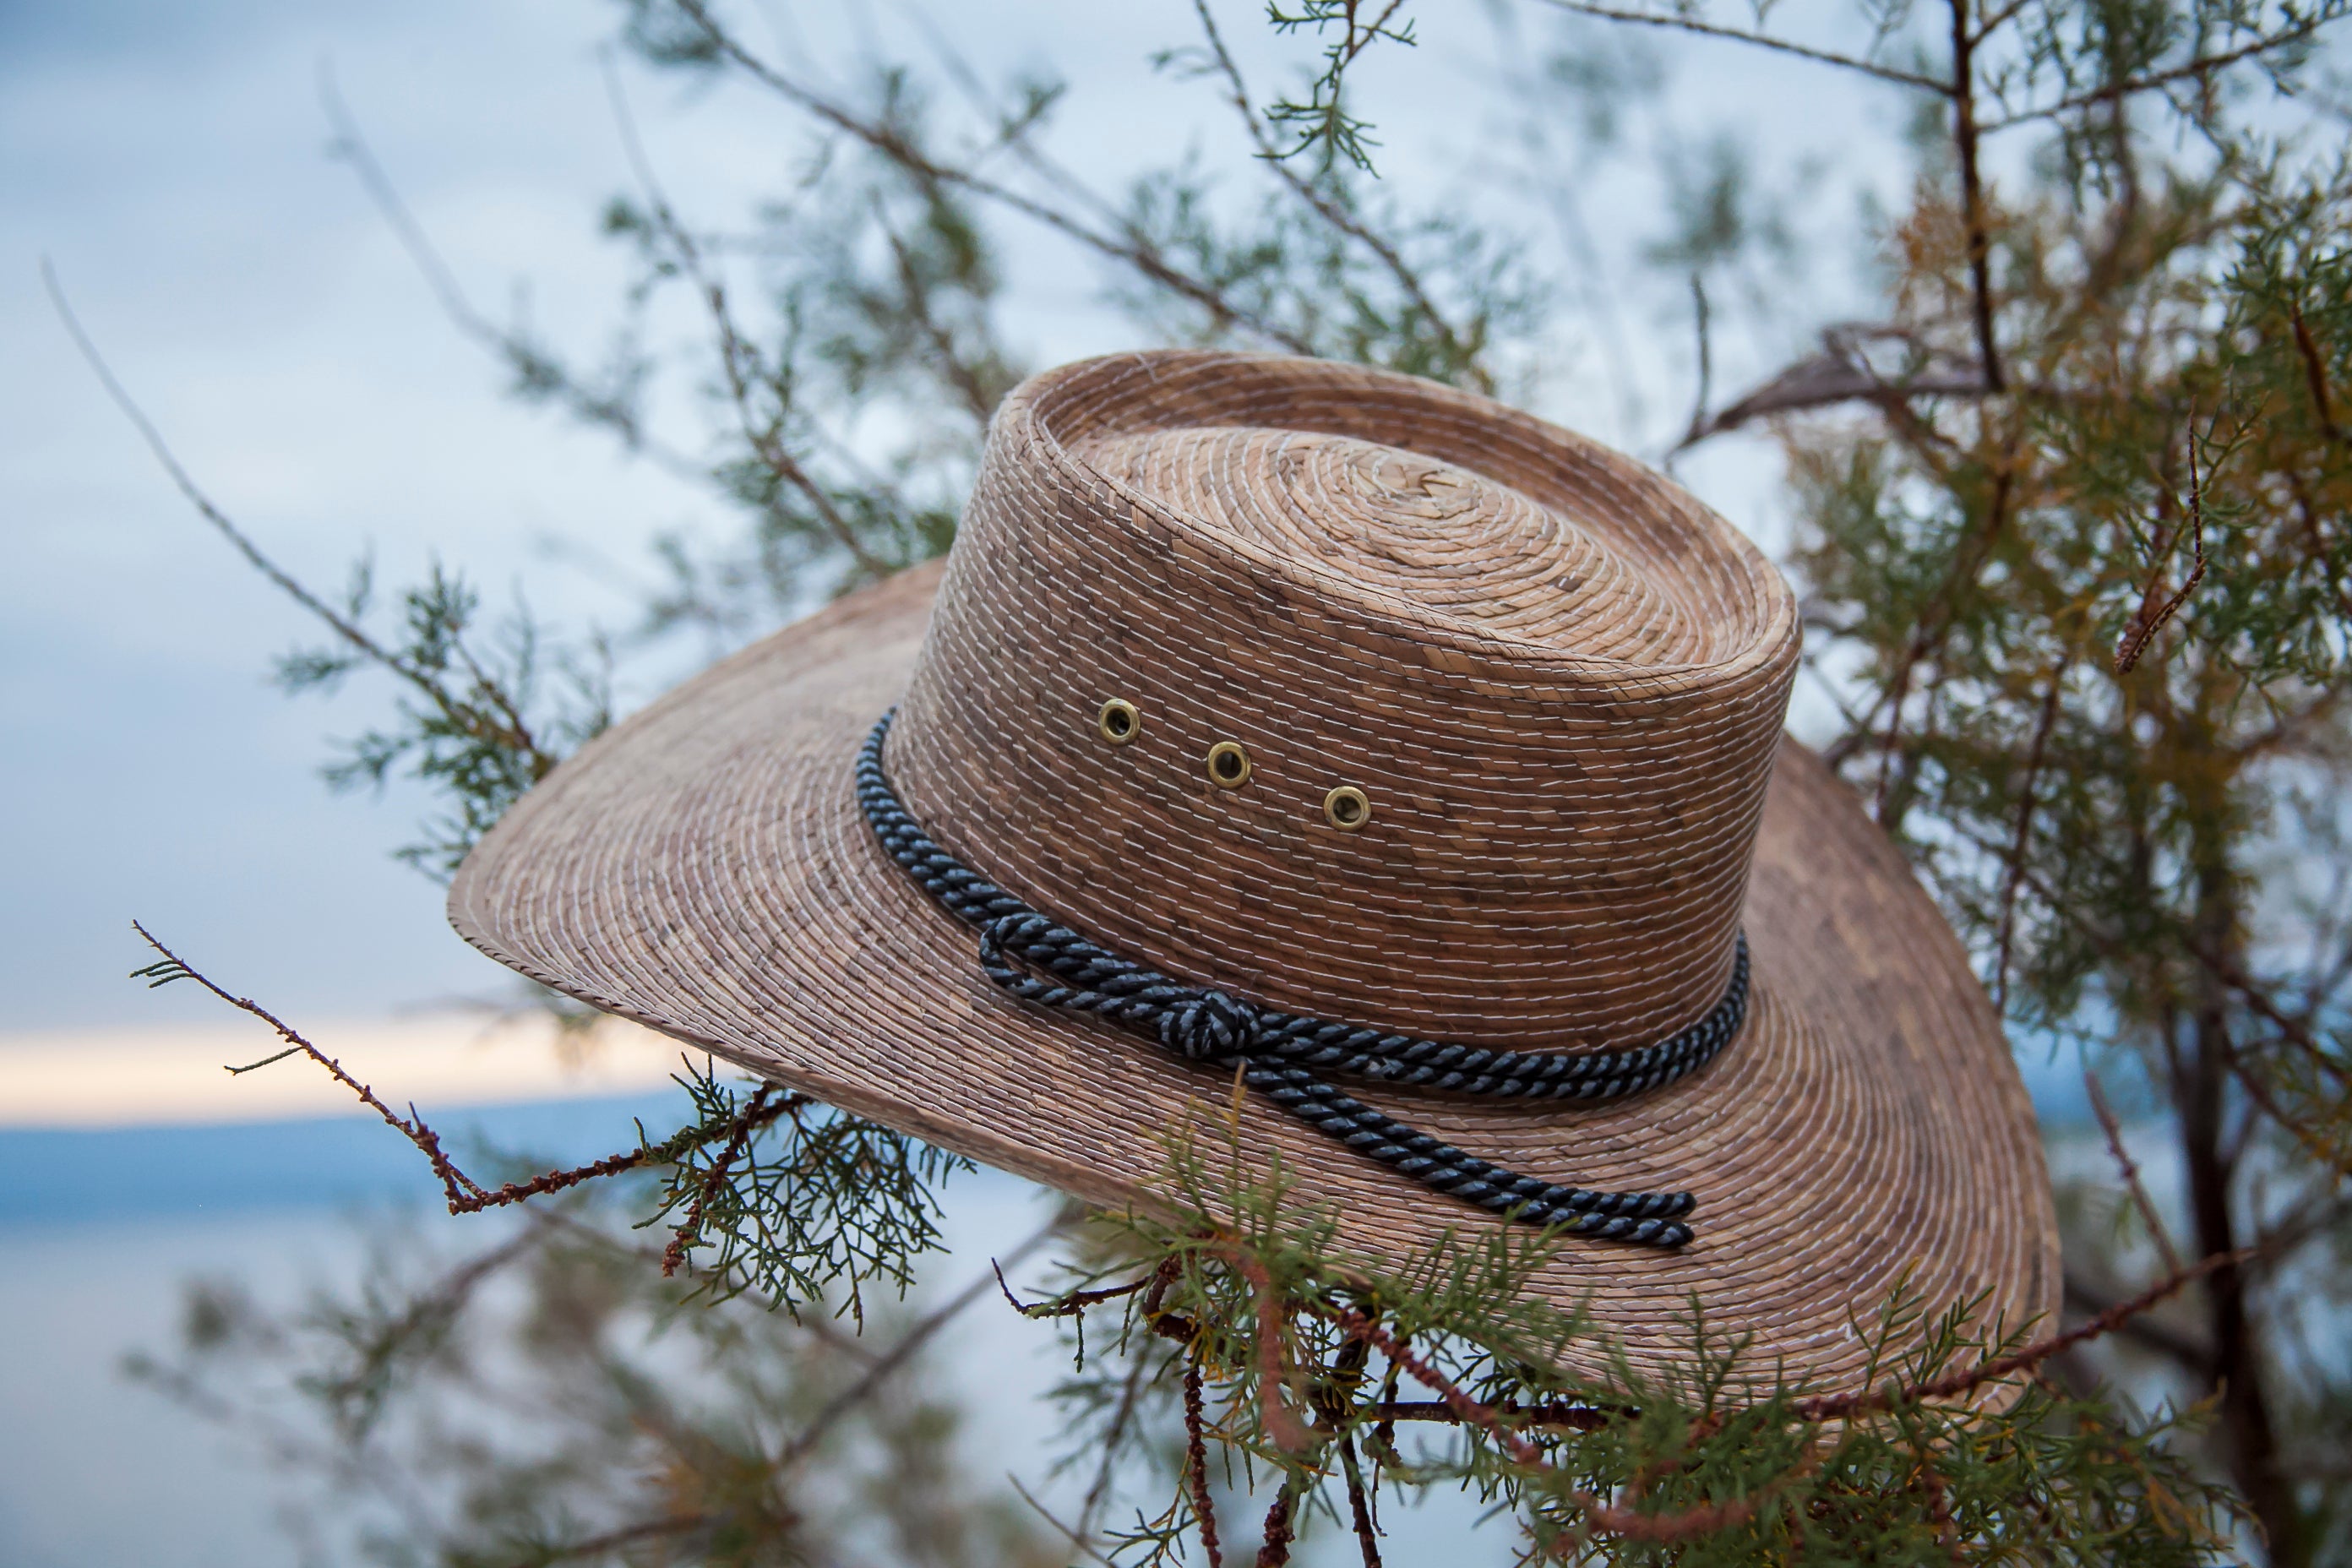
[
  {"left": 448, "top": 351, "right": 2059, "bottom": 1394},
  {"left": 858, "top": 708, "right": 1750, "bottom": 1249}
]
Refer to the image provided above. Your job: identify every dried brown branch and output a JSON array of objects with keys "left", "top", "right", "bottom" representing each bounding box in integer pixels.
[
  {"left": 995, "top": 1256, "right": 1174, "bottom": 1318},
  {"left": 133, "top": 922, "right": 484, "bottom": 1209},
  {"left": 1184, "top": 1358, "right": 1226, "bottom": 1568},
  {"left": 1330, "top": 1308, "right": 1544, "bottom": 1465},
  {"left": 662, "top": 1083, "right": 781, "bottom": 1275},
  {"left": 1790, "top": 1246, "right": 2251, "bottom": 1421},
  {"left": 1254, "top": 1477, "right": 1302, "bottom": 1566},
  {"left": 2061, "top": 1271, "right": 2213, "bottom": 1369},
  {"left": 2113, "top": 439, "right": 2210, "bottom": 675},
  {"left": 1327, "top": 1306, "right": 1817, "bottom": 1544},
  {"left": 130, "top": 922, "right": 794, "bottom": 1216},
  {"left": 2290, "top": 300, "right": 2350, "bottom": 447},
  {"left": 1948, "top": 0, "right": 2005, "bottom": 394},
  {"left": 1338, "top": 1429, "right": 1383, "bottom": 1567},
  {"left": 1363, "top": 1398, "right": 1611, "bottom": 1429}
]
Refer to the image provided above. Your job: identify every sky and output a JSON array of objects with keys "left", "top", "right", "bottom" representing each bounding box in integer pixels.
[
  {"left": 2, "top": 0, "right": 1919, "bottom": 1034},
  {"left": 0, "top": 3, "right": 1944, "bottom": 1560}
]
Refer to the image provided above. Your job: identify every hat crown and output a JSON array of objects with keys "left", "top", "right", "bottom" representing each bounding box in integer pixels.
[{"left": 890, "top": 352, "right": 1799, "bottom": 1052}]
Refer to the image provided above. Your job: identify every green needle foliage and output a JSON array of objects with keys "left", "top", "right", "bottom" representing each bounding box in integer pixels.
[
  {"left": 128, "top": 1197, "right": 1062, "bottom": 1568},
  {"left": 97, "top": 0, "right": 2352, "bottom": 1560},
  {"left": 1017, "top": 1120, "right": 2238, "bottom": 1566}
]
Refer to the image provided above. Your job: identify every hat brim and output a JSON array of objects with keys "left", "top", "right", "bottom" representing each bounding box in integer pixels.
[{"left": 449, "top": 558, "right": 2058, "bottom": 1393}]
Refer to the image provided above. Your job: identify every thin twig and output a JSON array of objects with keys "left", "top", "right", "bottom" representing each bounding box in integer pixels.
[
  {"left": 45, "top": 266, "right": 556, "bottom": 777},
  {"left": 1233, "top": 1250, "right": 1318, "bottom": 1452},
  {"left": 1530, "top": 0, "right": 1950, "bottom": 92},
  {"left": 2289, "top": 301, "right": 2349, "bottom": 446},
  {"left": 1978, "top": 21, "right": 2332, "bottom": 131},
  {"left": 773, "top": 1217, "right": 1060, "bottom": 1473},
  {"left": 1009, "top": 1474, "right": 1123, "bottom": 1568},
  {"left": 2113, "top": 436, "right": 2210, "bottom": 676},
  {"left": 662, "top": 1083, "right": 781, "bottom": 1275},
  {"left": 2227, "top": 1048, "right": 2352, "bottom": 1180},
  {"left": 318, "top": 68, "right": 707, "bottom": 479},
  {"left": 132, "top": 923, "right": 483, "bottom": 1208},
  {"left": 1184, "top": 1357, "right": 1226, "bottom": 1568},
  {"left": 995, "top": 1258, "right": 1169, "bottom": 1318},
  {"left": 130, "top": 923, "right": 794, "bottom": 1214},
  {"left": 2192, "top": 940, "right": 2352, "bottom": 1088},
  {"left": 2088, "top": 1074, "right": 2186, "bottom": 1272},
  {"left": 672, "top": 0, "right": 1316, "bottom": 353},
  {"left": 601, "top": 54, "right": 892, "bottom": 580},
  {"left": 1789, "top": 1247, "right": 2251, "bottom": 1421},
  {"left": 1338, "top": 1429, "right": 1384, "bottom": 1568},
  {"left": 1993, "top": 665, "right": 2067, "bottom": 1009},
  {"left": 1948, "top": 0, "right": 2005, "bottom": 393}
]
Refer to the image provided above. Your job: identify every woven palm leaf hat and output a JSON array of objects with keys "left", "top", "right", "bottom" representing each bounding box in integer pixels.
[{"left": 450, "top": 350, "right": 2058, "bottom": 1393}]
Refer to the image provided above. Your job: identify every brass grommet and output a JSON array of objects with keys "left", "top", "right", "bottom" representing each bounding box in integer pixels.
[
  {"left": 1206, "top": 740, "right": 1252, "bottom": 789},
  {"left": 1324, "top": 785, "right": 1371, "bottom": 831},
  {"left": 1097, "top": 698, "right": 1141, "bottom": 746}
]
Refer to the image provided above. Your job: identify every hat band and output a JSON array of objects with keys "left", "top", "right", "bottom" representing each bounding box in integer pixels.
[{"left": 858, "top": 711, "right": 1748, "bottom": 1249}]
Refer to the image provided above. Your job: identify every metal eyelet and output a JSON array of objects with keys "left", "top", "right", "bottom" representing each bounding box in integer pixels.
[
  {"left": 1324, "top": 785, "right": 1371, "bottom": 831},
  {"left": 1206, "top": 740, "right": 1252, "bottom": 789},
  {"left": 1097, "top": 698, "right": 1141, "bottom": 746}
]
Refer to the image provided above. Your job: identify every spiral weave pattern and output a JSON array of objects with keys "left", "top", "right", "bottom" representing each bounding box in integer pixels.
[{"left": 860, "top": 710, "right": 1746, "bottom": 1247}]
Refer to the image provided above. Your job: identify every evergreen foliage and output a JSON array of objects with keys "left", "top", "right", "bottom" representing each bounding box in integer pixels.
[{"left": 83, "top": 0, "right": 2352, "bottom": 1559}]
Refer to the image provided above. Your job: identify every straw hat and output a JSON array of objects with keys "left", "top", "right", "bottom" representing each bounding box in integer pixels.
[{"left": 449, "top": 351, "right": 2057, "bottom": 1391}]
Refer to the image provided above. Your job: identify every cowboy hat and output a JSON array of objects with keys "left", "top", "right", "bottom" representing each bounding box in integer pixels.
[{"left": 449, "top": 351, "right": 2057, "bottom": 1391}]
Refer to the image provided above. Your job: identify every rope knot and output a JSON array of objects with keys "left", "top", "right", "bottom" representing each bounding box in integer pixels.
[{"left": 1160, "top": 990, "right": 1260, "bottom": 1061}]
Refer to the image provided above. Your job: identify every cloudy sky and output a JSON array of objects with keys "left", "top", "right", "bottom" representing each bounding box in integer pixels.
[
  {"left": 0, "top": 4, "right": 1952, "bottom": 1560},
  {"left": 2, "top": 0, "right": 1915, "bottom": 1038}
]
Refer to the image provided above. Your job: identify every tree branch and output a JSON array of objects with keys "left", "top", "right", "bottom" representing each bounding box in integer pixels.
[
  {"left": 670, "top": 0, "right": 1317, "bottom": 354},
  {"left": 1529, "top": 0, "right": 1950, "bottom": 93}
]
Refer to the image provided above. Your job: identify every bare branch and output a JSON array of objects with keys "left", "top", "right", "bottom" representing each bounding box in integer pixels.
[
  {"left": 1184, "top": 1358, "right": 1226, "bottom": 1568},
  {"left": 1192, "top": 0, "right": 1480, "bottom": 379},
  {"left": 671, "top": 0, "right": 1317, "bottom": 354},
  {"left": 2088, "top": 1073, "right": 2186, "bottom": 1272},
  {"left": 320, "top": 67, "right": 706, "bottom": 479},
  {"left": 1529, "top": 0, "right": 1951, "bottom": 93},
  {"left": 2113, "top": 437, "right": 2210, "bottom": 675},
  {"left": 770, "top": 1217, "right": 1059, "bottom": 1472},
  {"left": 1992, "top": 666, "right": 2066, "bottom": 1008},
  {"left": 1979, "top": 20, "right": 2333, "bottom": 132},
  {"left": 1948, "top": 0, "right": 2005, "bottom": 393},
  {"left": 601, "top": 56, "right": 893, "bottom": 581},
  {"left": 44, "top": 264, "right": 558, "bottom": 778},
  {"left": 128, "top": 922, "right": 794, "bottom": 1213},
  {"left": 1789, "top": 1247, "right": 2252, "bottom": 1422}
]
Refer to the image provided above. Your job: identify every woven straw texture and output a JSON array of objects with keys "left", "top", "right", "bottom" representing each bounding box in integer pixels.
[{"left": 449, "top": 351, "right": 2058, "bottom": 1392}]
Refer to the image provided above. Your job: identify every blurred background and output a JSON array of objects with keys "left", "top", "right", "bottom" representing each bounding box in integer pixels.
[{"left": 2, "top": 1, "right": 2162, "bottom": 1561}]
